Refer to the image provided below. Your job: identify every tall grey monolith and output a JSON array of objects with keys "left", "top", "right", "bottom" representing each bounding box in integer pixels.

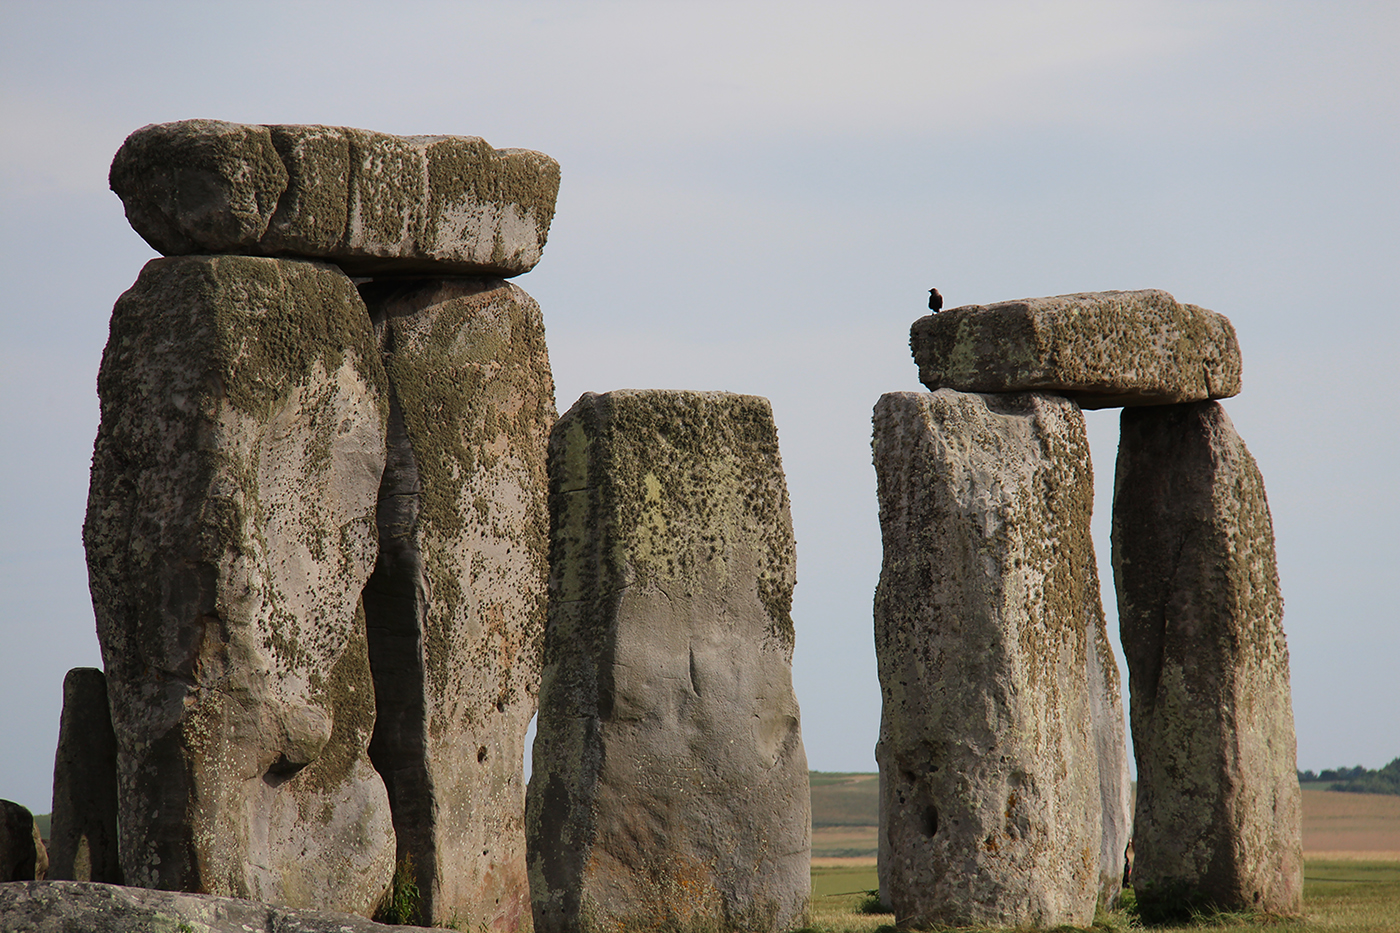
[
  {"left": 1086, "top": 561, "right": 1133, "bottom": 910},
  {"left": 872, "top": 389, "right": 1101, "bottom": 930},
  {"left": 47, "top": 667, "right": 121, "bottom": 883},
  {"left": 359, "top": 277, "right": 554, "bottom": 929},
  {"left": 83, "top": 255, "right": 395, "bottom": 914},
  {"left": 1114, "top": 401, "right": 1302, "bottom": 921},
  {"left": 527, "top": 390, "right": 810, "bottom": 933}
]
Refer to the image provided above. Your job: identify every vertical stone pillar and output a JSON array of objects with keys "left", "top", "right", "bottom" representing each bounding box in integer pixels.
[
  {"left": 359, "top": 277, "right": 554, "bottom": 930},
  {"left": 527, "top": 390, "right": 810, "bottom": 933},
  {"left": 1113, "top": 401, "right": 1302, "bottom": 920},
  {"left": 47, "top": 667, "right": 121, "bottom": 883},
  {"left": 1086, "top": 562, "right": 1133, "bottom": 911},
  {"left": 83, "top": 255, "right": 395, "bottom": 914},
  {"left": 872, "top": 389, "right": 1101, "bottom": 930}
]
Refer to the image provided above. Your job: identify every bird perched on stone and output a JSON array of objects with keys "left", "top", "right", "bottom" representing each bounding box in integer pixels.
[{"left": 928, "top": 288, "right": 943, "bottom": 312}]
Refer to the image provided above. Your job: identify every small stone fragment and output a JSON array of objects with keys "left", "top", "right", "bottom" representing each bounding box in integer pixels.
[
  {"left": 47, "top": 667, "right": 121, "bottom": 883},
  {"left": 109, "top": 121, "right": 560, "bottom": 277},
  {"left": 910, "top": 289, "right": 1241, "bottom": 408},
  {"left": 83, "top": 255, "right": 394, "bottom": 914},
  {"left": 1113, "top": 401, "right": 1302, "bottom": 921},
  {"left": 359, "top": 278, "right": 555, "bottom": 930},
  {"left": 1, "top": 799, "right": 46, "bottom": 881},
  {"left": 527, "top": 390, "right": 810, "bottom": 933},
  {"left": 872, "top": 389, "right": 1102, "bottom": 930}
]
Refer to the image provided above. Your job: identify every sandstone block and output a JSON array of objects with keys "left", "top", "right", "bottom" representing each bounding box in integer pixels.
[
  {"left": 1087, "top": 562, "right": 1133, "bottom": 911},
  {"left": 1113, "top": 401, "right": 1302, "bottom": 920},
  {"left": 872, "top": 389, "right": 1102, "bottom": 929},
  {"left": 1, "top": 801, "right": 46, "bottom": 881},
  {"left": 359, "top": 278, "right": 555, "bottom": 929},
  {"left": 47, "top": 668, "right": 121, "bottom": 883},
  {"left": 0, "top": 881, "right": 427, "bottom": 933},
  {"left": 527, "top": 390, "right": 810, "bottom": 933},
  {"left": 83, "top": 255, "right": 394, "bottom": 913},
  {"left": 110, "top": 120, "right": 560, "bottom": 277},
  {"left": 910, "top": 290, "right": 1241, "bottom": 408}
]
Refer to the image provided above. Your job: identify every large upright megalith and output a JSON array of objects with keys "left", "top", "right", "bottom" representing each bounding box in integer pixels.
[
  {"left": 1114, "top": 401, "right": 1302, "bottom": 920},
  {"left": 83, "top": 255, "right": 395, "bottom": 913},
  {"left": 527, "top": 390, "right": 810, "bottom": 933},
  {"left": 360, "top": 277, "right": 554, "bottom": 929},
  {"left": 47, "top": 667, "right": 121, "bottom": 883},
  {"left": 872, "top": 389, "right": 1102, "bottom": 929}
]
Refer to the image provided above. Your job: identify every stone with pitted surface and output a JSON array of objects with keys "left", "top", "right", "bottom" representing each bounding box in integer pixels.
[
  {"left": 872, "top": 389, "right": 1102, "bottom": 930},
  {"left": 110, "top": 120, "right": 559, "bottom": 277},
  {"left": 46, "top": 668, "right": 120, "bottom": 884},
  {"left": 1114, "top": 401, "right": 1302, "bottom": 922},
  {"left": 910, "top": 289, "right": 1241, "bottom": 408},
  {"left": 358, "top": 277, "right": 555, "bottom": 930},
  {"left": 527, "top": 390, "right": 810, "bottom": 933},
  {"left": 1, "top": 801, "right": 46, "bottom": 882},
  {"left": 83, "top": 255, "right": 394, "bottom": 914}
]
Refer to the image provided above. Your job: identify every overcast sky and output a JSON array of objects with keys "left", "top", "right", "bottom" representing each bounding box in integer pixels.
[{"left": 2, "top": 1, "right": 1397, "bottom": 813}]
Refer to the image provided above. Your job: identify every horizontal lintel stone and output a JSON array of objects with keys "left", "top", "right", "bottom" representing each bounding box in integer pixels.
[
  {"left": 909, "top": 289, "right": 1241, "bottom": 409},
  {"left": 110, "top": 120, "right": 559, "bottom": 277}
]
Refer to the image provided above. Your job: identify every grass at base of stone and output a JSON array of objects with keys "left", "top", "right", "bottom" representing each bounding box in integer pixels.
[{"left": 805, "top": 860, "right": 1400, "bottom": 933}]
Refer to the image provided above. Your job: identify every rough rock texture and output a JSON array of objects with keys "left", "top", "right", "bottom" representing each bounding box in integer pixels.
[
  {"left": 1086, "top": 563, "right": 1133, "bottom": 911},
  {"left": 358, "top": 278, "right": 555, "bottom": 929},
  {"left": 110, "top": 120, "right": 560, "bottom": 277},
  {"left": 1, "top": 802, "right": 46, "bottom": 882},
  {"left": 910, "top": 290, "right": 1241, "bottom": 408},
  {"left": 527, "top": 390, "right": 810, "bottom": 933},
  {"left": 872, "top": 389, "right": 1102, "bottom": 930},
  {"left": 83, "top": 255, "right": 394, "bottom": 913},
  {"left": 1113, "top": 401, "right": 1302, "bottom": 921},
  {"left": 0, "top": 881, "right": 427, "bottom": 933},
  {"left": 47, "top": 668, "right": 121, "bottom": 883}
]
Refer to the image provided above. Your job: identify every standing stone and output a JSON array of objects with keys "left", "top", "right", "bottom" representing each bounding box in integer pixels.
[
  {"left": 872, "top": 389, "right": 1102, "bottom": 930},
  {"left": 527, "top": 390, "right": 810, "bottom": 933},
  {"left": 1086, "top": 561, "right": 1133, "bottom": 911},
  {"left": 1113, "top": 401, "right": 1302, "bottom": 920},
  {"left": 1, "top": 800, "right": 47, "bottom": 881},
  {"left": 83, "top": 255, "right": 395, "bottom": 914},
  {"left": 358, "top": 278, "right": 555, "bottom": 930},
  {"left": 48, "top": 668, "right": 121, "bottom": 883}
]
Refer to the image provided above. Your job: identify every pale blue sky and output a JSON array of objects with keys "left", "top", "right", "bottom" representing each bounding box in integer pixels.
[{"left": 2, "top": 0, "right": 1397, "bottom": 812}]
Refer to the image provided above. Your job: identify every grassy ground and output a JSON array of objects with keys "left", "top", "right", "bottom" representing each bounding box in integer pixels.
[{"left": 803, "top": 859, "right": 1400, "bottom": 932}]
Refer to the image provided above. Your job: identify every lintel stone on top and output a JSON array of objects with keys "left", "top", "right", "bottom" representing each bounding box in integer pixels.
[
  {"left": 909, "top": 289, "right": 1241, "bottom": 409},
  {"left": 109, "top": 119, "right": 560, "bottom": 277}
]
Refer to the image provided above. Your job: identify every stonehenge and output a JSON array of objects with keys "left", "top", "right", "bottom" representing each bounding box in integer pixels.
[
  {"left": 24, "top": 116, "right": 1299, "bottom": 933},
  {"left": 527, "top": 390, "right": 810, "bottom": 933},
  {"left": 876, "top": 289, "right": 1300, "bottom": 926}
]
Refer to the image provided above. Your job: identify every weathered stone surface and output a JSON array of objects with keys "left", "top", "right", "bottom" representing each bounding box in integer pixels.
[
  {"left": 1086, "top": 562, "right": 1133, "bottom": 911},
  {"left": 47, "top": 668, "right": 121, "bottom": 883},
  {"left": 527, "top": 390, "right": 810, "bottom": 933},
  {"left": 910, "top": 290, "right": 1241, "bottom": 408},
  {"left": 83, "top": 255, "right": 394, "bottom": 913},
  {"left": 872, "top": 389, "right": 1102, "bottom": 929},
  {"left": 111, "top": 120, "right": 560, "bottom": 276},
  {"left": 0, "top": 881, "right": 426, "bottom": 933},
  {"left": 1, "top": 802, "right": 46, "bottom": 882},
  {"left": 359, "top": 278, "right": 555, "bottom": 929},
  {"left": 1113, "top": 401, "right": 1302, "bottom": 921}
]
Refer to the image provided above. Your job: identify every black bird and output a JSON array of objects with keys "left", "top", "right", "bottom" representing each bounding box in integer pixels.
[{"left": 928, "top": 287, "right": 943, "bottom": 312}]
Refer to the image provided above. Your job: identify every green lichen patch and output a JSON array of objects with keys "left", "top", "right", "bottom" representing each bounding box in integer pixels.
[{"left": 423, "top": 136, "right": 560, "bottom": 255}]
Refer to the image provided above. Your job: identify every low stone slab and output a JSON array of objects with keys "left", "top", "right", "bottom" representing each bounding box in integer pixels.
[
  {"left": 83, "top": 255, "right": 394, "bottom": 913},
  {"left": 527, "top": 390, "right": 810, "bottom": 933},
  {"left": 1113, "top": 401, "right": 1302, "bottom": 921},
  {"left": 359, "top": 278, "right": 555, "bottom": 929},
  {"left": 872, "top": 390, "right": 1103, "bottom": 929},
  {"left": 0, "top": 881, "right": 425, "bottom": 933},
  {"left": 110, "top": 120, "right": 560, "bottom": 277},
  {"left": 910, "top": 290, "right": 1241, "bottom": 408},
  {"left": 47, "top": 668, "right": 121, "bottom": 884}
]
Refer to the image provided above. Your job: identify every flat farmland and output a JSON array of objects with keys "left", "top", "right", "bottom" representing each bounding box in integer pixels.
[{"left": 810, "top": 774, "right": 1400, "bottom": 860}]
